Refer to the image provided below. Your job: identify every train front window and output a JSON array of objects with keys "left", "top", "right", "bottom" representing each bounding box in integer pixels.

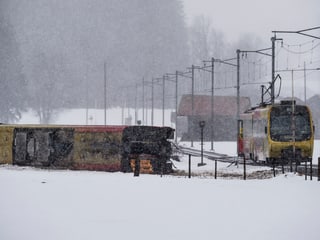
[{"left": 270, "top": 106, "right": 311, "bottom": 141}]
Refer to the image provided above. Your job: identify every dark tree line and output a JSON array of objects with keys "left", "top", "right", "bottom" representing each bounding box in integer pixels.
[{"left": 1, "top": 0, "right": 189, "bottom": 123}]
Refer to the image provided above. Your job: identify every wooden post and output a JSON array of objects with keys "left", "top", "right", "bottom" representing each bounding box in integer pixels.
[
  {"left": 243, "top": 157, "right": 246, "bottom": 180},
  {"left": 305, "top": 161, "right": 307, "bottom": 181},
  {"left": 273, "top": 163, "right": 276, "bottom": 177},
  {"left": 310, "top": 159, "right": 313, "bottom": 181},
  {"left": 318, "top": 157, "right": 320, "bottom": 181},
  {"left": 188, "top": 154, "right": 191, "bottom": 178},
  {"left": 134, "top": 157, "right": 140, "bottom": 177},
  {"left": 215, "top": 160, "right": 217, "bottom": 179}
]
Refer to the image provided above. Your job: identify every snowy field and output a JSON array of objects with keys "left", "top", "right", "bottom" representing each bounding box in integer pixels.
[
  {"left": 1, "top": 163, "right": 320, "bottom": 240},
  {"left": 1, "top": 108, "right": 319, "bottom": 240}
]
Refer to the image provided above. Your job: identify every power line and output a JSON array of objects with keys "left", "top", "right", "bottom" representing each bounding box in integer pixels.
[{"left": 281, "top": 41, "right": 320, "bottom": 54}]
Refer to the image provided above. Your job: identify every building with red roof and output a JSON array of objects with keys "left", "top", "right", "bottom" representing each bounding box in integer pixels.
[{"left": 177, "top": 94, "right": 251, "bottom": 141}]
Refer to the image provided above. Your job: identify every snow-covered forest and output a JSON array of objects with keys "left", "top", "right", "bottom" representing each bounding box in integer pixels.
[
  {"left": 0, "top": 0, "right": 185, "bottom": 121},
  {"left": 0, "top": 0, "right": 281, "bottom": 124}
]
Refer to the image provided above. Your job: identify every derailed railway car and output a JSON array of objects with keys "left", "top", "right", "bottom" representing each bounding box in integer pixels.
[
  {"left": 0, "top": 125, "right": 125, "bottom": 171},
  {"left": 120, "top": 126, "right": 174, "bottom": 174},
  {"left": 0, "top": 124, "right": 174, "bottom": 174},
  {"left": 72, "top": 126, "right": 125, "bottom": 171},
  {"left": 238, "top": 100, "right": 314, "bottom": 164}
]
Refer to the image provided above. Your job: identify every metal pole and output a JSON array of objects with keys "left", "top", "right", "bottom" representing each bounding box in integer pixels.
[
  {"left": 211, "top": 57, "right": 215, "bottom": 150},
  {"left": 236, "top": 50, "right": 240, "bottom": 154},
  {"left": 188, "top": 154, "right": 191, "bottom": 178},
  {"left": 198, "top": 121, "right": 206, "bottom": 167},
  {"left": 104, "top": 61, "right": 107, "bottom": 126},
  {"left": 261, "top": 85, "right": 264, "bottom": 105},
  {"left": 162, "top": 75, "right": 165, "bottom": 126},
  {"left": 236, "top": 50, "right": 240, "bottom": 120},
  {"left": 134, "top": 157, "right": 140, "bottom": 177},
  {"left": 175, "top": 71, "right": 178, "bottom": 143},
  {"left": 215, "top": 160, "right": 217, "bottom": 179},
  {"left": 135, "top": 84, "right": 138, "bottom": 124},
  {"left": 291, "top": 70, "right": 296, "bottom": 173},
  {"left": 121, "top": 95, "right": 124, "bottom": 125},
  {"left": 86, "top": 71, "right": 89, "bottom": 125},
  {"left": 310, "top": 159, "right": 313, "bottom": 181},
  {"left": 243, "top": 157, "right": 246, "bottom": 180},
  {"left": 305, "top": 160, "right": 307, "bottom": 181},
  {"left": 191, "top": 65, "right": 194, "bottom": 147},
  {"left": 318, "top": 157, "right": 320, "bottom": 181},
  {"left": 271, "top": 36, "right": 275, "bottom": 104},
  {"left": 145, "top": 90, "right": 148, "bottom": 126},
  {"left": 142, "top": 77, "right": 145, "bottom": 125},
  {"left": 200, "top": 125, "right": 204, "bottom": 166},
  {"left": 304, "top": 62, "right": 307, "bottom": 103},
  {"left": 151, "top": 78, "right": 154, "bottom": 126},
  {"left": 273, "top": 163, "right": 276, "bottom": 177}
]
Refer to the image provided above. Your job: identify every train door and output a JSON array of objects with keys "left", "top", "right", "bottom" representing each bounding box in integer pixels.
[
  {"left": 14, "top": 132, "right": 27, "bottom": 164},
  {"left": 240, "top": 113, "right": 254, "bottom": 160},
  {"left": 14, "top": 129, "right": 52, "bottom": 166},
  {"left": 34, "top": 130, "right": 51, "bottom": 165}
]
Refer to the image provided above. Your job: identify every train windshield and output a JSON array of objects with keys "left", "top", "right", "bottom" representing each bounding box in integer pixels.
[{"left": 270, "top": 105, "right": 312, "bottom": 141}]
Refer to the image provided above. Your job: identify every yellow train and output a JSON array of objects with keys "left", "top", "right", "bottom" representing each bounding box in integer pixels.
[
  {"left": 238, "top": 100, "right": 314, "bottom": 164},
  {"left": 0, "top": 124, "right": 174, "bottom": 173}
]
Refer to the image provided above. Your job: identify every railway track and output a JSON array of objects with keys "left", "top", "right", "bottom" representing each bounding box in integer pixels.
[
  {"left": 178, "top": 145, "right": 251, "bottom": 164},
  {"left": 177, "top": 144, "right": 319, "bottom": 177},
  {"left": 178, "top": 145, "right": 230, "bottom": 158}
]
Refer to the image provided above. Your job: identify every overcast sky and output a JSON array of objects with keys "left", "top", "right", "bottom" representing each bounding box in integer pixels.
[{"left": 182, "top": 0, "right": 320, "bottom": 43}]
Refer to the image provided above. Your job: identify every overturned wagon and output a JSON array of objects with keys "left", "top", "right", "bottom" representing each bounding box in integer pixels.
[
  {"left": 0, "top": 125, "right": 125, "bottom": 171},
  {"left": 120, "top": 126, "right": 174, "bottom": 174},
  {"left": 0, "top": 124, "right": 174, "bottom": 174}
]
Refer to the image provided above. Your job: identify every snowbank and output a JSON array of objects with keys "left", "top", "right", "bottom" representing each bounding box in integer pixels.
[{"left": 0, "top": 165, "right": 319, "bottom": 240}]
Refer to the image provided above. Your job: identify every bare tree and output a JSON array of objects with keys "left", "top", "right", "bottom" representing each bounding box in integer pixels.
[
  {"left": 29, "top": 52, "right": 69, "bottom": 123},
  {"left": 0, "top": 6, "right": 26, "bottom": 123},
  {"left": 189, "top": 15, "right": 212, "bottom": 64},
  {"left": 6, "top": 0, "right": 189, "bottom": 112}
]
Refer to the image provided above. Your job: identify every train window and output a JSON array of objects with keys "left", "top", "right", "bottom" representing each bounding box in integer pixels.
[
  {"left": 252, "top": 119, "right": 266, "bottom": 137},
  {"left": 295, "top": 114, "right": 311, "bottom": 140},
  {"left": 243, "top": 119, "right": 252, "bottom": 137},
  {"left": 14, "top": 132, "right": 27, "bottom": 163},
  {"left": 270, "top": 106, "right": 311, "bottom": 141}
]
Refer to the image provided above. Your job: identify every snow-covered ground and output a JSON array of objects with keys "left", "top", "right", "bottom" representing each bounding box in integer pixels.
[
  {"left": 1, "top": 108, "right": 319, "bottom": 240},
  {"left": 18, "top": 108, "right": 176, "bottom": 128},
  {"left": 1, "top": 162, "right": 320, "bottom": 240}
]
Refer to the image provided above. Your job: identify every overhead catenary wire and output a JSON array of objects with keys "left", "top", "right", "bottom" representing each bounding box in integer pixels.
[
  {"left": 139, "top": 26, "right": 320, "bottom": 128},
  {"left": 281, "top": 41, "right": 320, "bottom": 54}
]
